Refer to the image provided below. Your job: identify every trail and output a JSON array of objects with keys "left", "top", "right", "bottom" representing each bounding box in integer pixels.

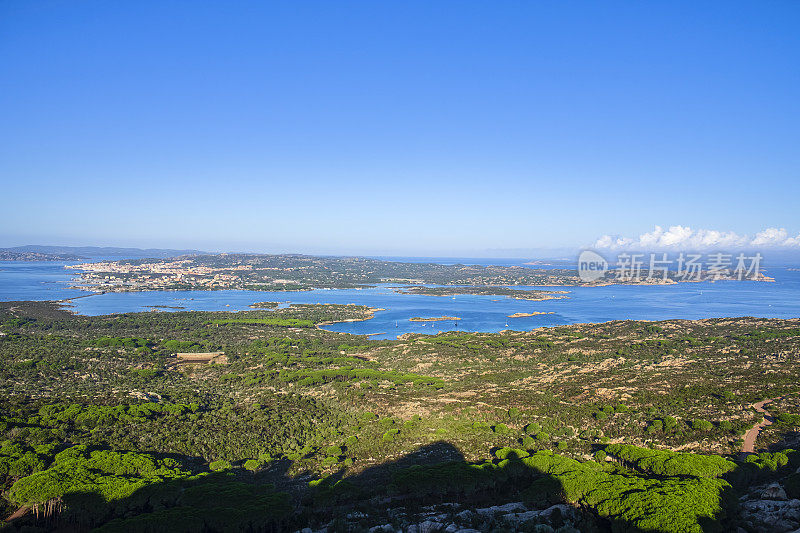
[{"left": 740, "top": 398, "right": 779, "bottom": 456}]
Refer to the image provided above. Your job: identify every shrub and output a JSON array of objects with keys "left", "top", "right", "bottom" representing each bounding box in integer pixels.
[
  {"left": 243, "top": 459, "right": 260, "bottom": 471},
  {"left": 524, "top": 422, "right": 542, "bottom": 434},
  {"left": 209, "top": 460, "right": 232, "bottom": 472},
  {"left": 776, "top": 413, "right": 800, "bottom": 426},
  {"left": 495, "top": 447, "right": 529, "bottom": 460},
  {"left": 594, "top": 450, "right": 607, "bottom": 462},
  {"left": 691, "top": 419, "right": 713, "bottom": 431},
  {"left": 325, "top": 446, "right": 343, "bottom": 457},
  {"left": 492, "top": 423, "right": 510, "bottom": 434},
  {"left": 381, "top": 429, "right": 400, "bottom": 443}
]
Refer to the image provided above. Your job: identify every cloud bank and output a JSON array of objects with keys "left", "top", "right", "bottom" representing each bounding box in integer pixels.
[{"left": 593, "top": 226, "right": 800, "bottom": 250}]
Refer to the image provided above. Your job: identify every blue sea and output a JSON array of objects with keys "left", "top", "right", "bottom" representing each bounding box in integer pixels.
[{"left": 1, "top": 259, "right": 799, "bottom": 340}]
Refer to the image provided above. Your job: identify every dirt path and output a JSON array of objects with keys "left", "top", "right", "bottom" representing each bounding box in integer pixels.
[{"left": 741, "top": 398, "right": 779, "bottom": 455}]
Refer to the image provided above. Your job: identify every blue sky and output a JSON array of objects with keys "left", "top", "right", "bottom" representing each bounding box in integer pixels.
[{"left": 1, "top": 1, "right": 798, "bottom": 256}]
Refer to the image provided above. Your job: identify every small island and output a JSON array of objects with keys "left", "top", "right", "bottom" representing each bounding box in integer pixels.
[
  {"left": 409, "top": 316, "right": 461, "bottom": 322},
  {"left": 249, "top": 301, "right": 280, "bottom": 309},
  {"left": 507, "top": 311, "right": 555, "bottom": 317}
]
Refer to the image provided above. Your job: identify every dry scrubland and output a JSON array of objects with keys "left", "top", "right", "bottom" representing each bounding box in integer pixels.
[{"left": 1, "top": 301, "right": 799, "bottom": 532}]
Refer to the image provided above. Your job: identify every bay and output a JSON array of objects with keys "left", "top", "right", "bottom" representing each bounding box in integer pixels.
[{"left": 1, "top": 260, "right": 798, "bottom": 340}]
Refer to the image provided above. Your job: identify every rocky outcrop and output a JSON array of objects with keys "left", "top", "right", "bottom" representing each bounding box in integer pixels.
[
  {"left": 295, "top": 500, "right": 584, "bottom": 533},
  {"left": 740, "top": 482, "right": 800, "bottom": 532}
]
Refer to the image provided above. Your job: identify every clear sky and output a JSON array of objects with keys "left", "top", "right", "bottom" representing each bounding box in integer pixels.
[{"left": 1, "top": 1, "right": 798, "bottom": 256}]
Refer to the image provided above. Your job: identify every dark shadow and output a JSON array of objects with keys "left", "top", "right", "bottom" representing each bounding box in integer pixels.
[
  {"left": 766, "top": 427, "right": 800, "bottom": 453},
  {"left": 3, "top": 439, "right": 754, "bottom": 533}
]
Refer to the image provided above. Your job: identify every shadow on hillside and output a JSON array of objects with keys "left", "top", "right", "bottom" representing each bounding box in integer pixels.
[
  {"left": 767, "top": 427, "right": 800, "bottom": 453},
  {"left": 4, "top": 440, "right": 744, "bottom": 533}
]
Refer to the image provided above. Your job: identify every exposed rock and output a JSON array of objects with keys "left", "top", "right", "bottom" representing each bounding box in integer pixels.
[
  {"left": 763, "top": 483, "right": 789, "bottom": 501},
  {"left": 407, "top": 521, "right": 443, "bottom": 533},
  {"left": 475, "top": 501, "right": 526, "bottom": 516}
]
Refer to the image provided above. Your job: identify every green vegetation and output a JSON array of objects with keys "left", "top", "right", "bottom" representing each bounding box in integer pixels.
[
  {"left": 1, "top": 300, "right": 799, "bottom": 531},
  {"left": 391, "top": 449, "right": 730, "bottom": 533},
  {"left": 211, "top": 317, "right": 315, "bottom": 328}
]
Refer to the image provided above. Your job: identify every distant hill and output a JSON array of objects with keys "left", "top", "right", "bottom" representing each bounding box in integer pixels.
[
  {"left": 1, "top": 245, "right": 207, "bottom": 260},
  {"left": 0, "top": 250, "right": 86, "bottom": 261}
]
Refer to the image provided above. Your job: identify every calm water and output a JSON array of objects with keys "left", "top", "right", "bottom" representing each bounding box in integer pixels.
[
  {"left": 1, "top": 260, "right": 799, "bottom": 340},
  {"left": 0, "top": 261, "right": 86, "bottom": 301}
]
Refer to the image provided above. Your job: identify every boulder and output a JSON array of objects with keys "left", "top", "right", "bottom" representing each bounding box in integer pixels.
[{"left": 763, "top": 483, "right": 789, "bottom": 501}]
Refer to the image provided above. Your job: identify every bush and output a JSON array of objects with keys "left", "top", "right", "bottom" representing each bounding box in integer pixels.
[
  {"left": 691, "top": 419, "right": 713, "bottom": 431},
  {"left": 594, "top": 450, "right": 607, "bottom": 462},
  {"left": 381, "top": 429, "right": 400, "bottom": 443},
  {"left": 492, "top": 423, "right": 510, "bottom": 434},
  {"left": 776, "top": 413, "right": 800, "bottom": 426},
  {"left": 243, "top": 459, "right": 260, "bottom": 471},
  {"left": 325, "top": 446, "right": 343, "bottom": 457},
  {"left": 321, "top": 456, "right": 339, "bottom": 467},
  {"left": 209, "top": 459, "right": 232, "bottom": 472},
  {"left": 495, "top": 447, "right": 529, "bottom": 460},
  {"left": 524, "top": 422, "right": 542, "bottom": 434}
]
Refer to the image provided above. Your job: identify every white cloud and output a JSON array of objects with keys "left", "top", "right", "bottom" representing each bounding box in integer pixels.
[{"left": 593, "top": 226, "right": 800, "bottom": 250}]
